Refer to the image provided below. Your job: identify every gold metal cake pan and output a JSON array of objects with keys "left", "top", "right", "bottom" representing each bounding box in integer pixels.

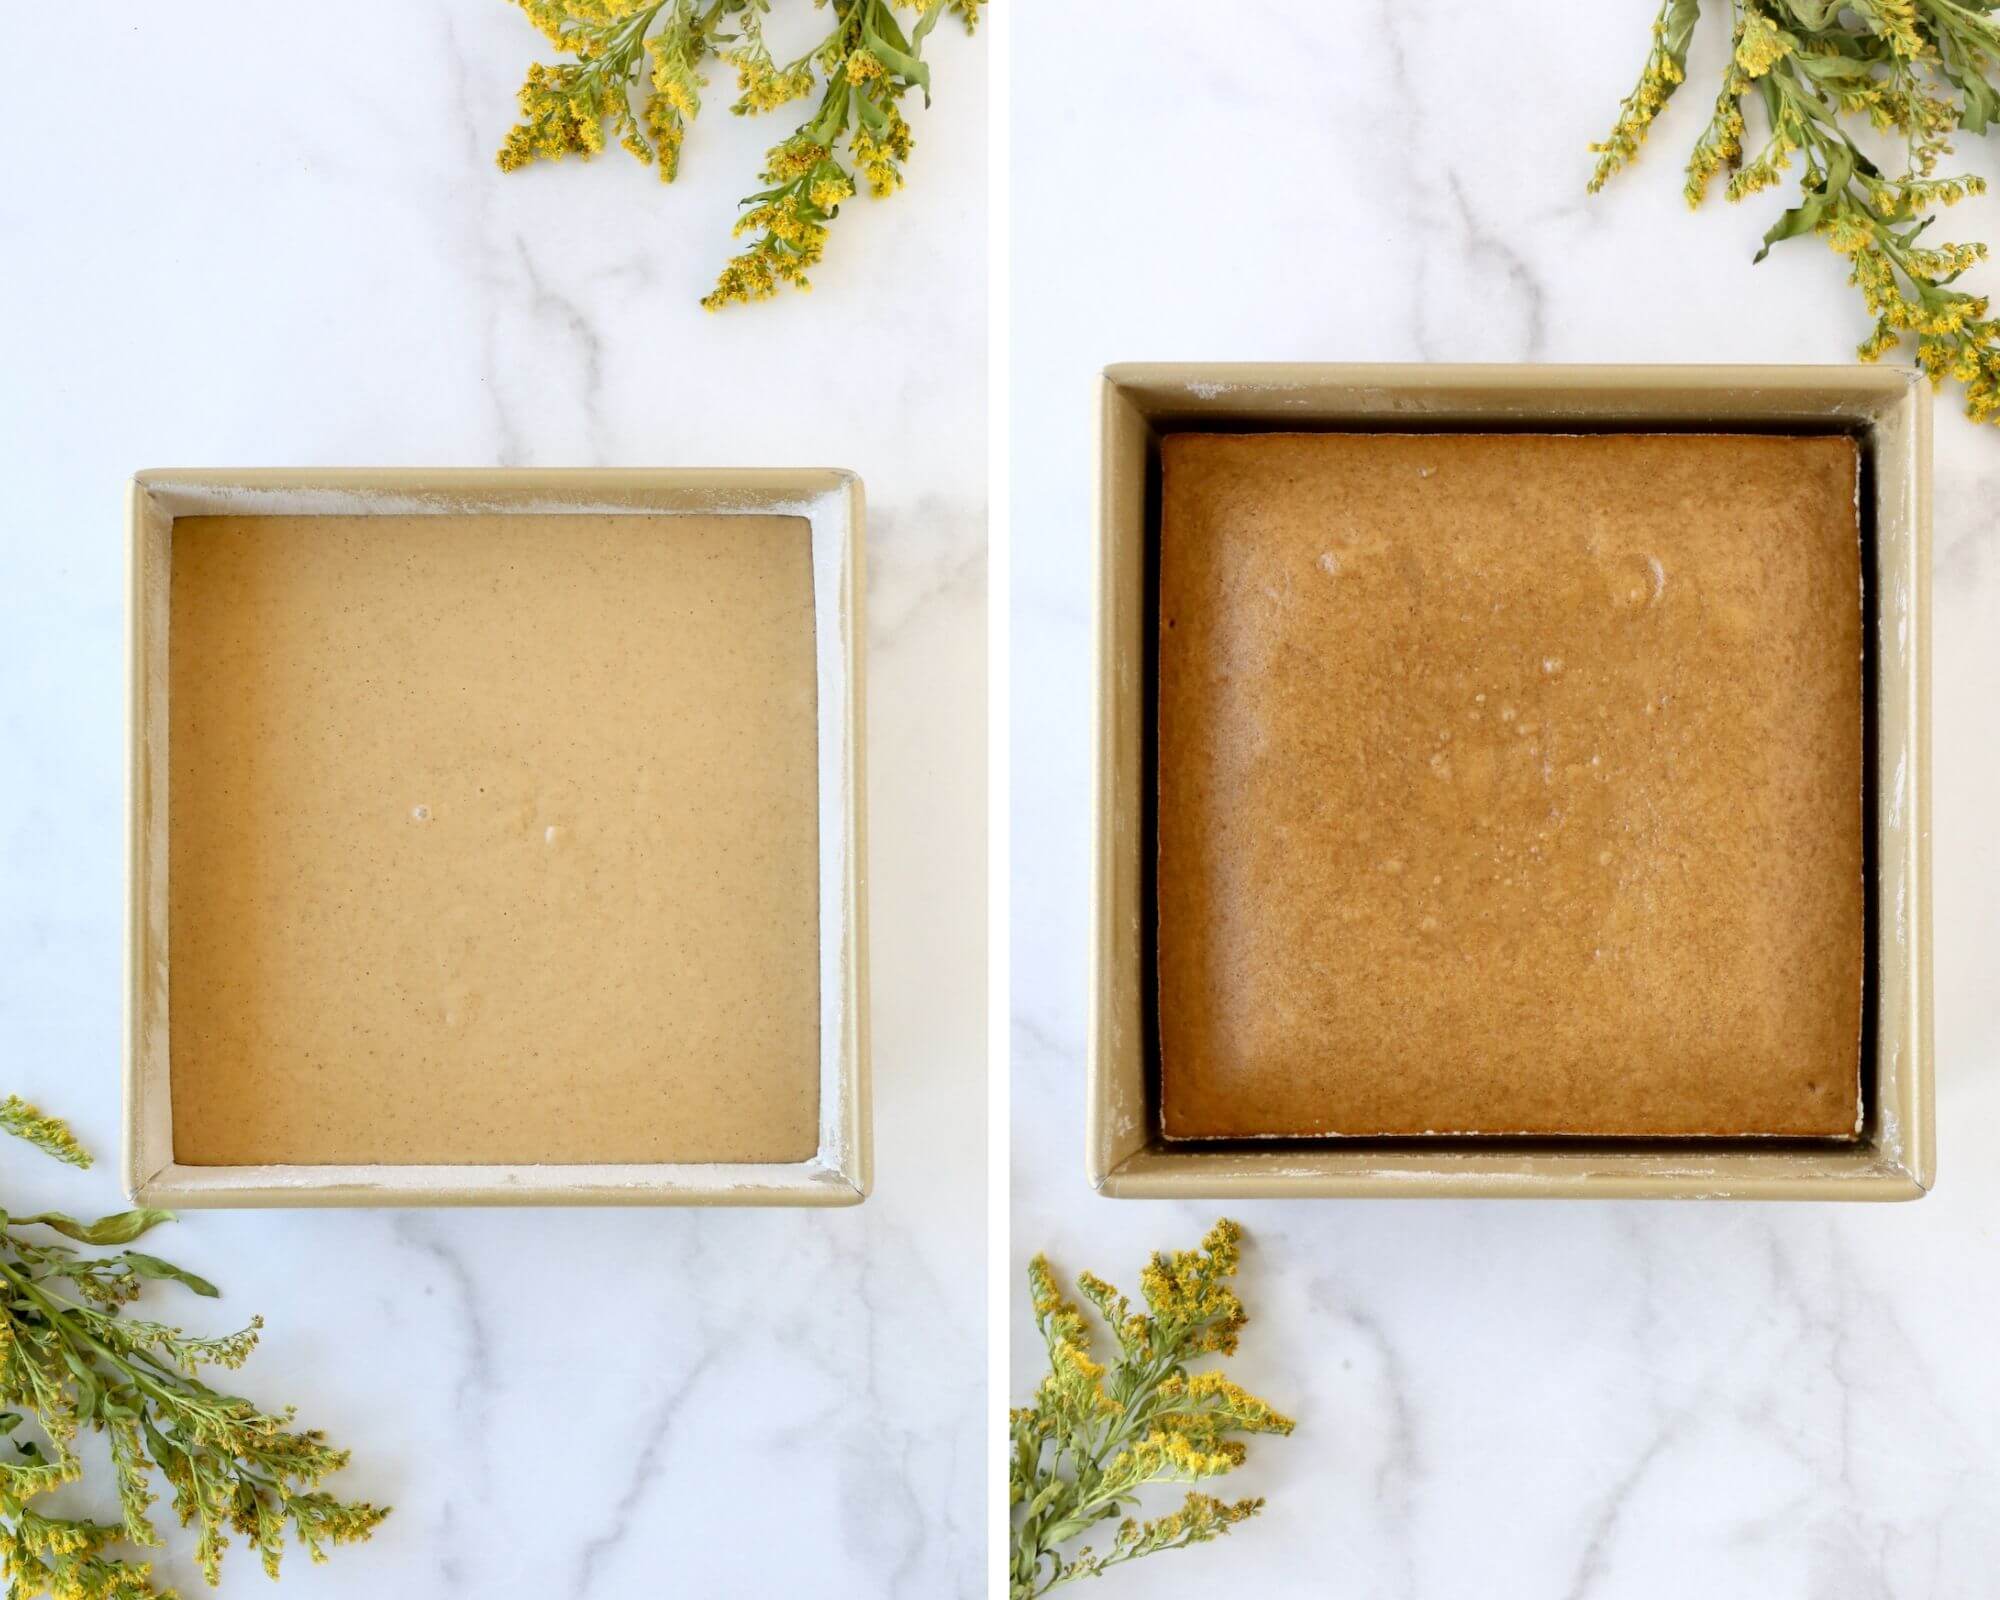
[
  {"left": 1089, "top": 363, "right": 1933, "bottom": 1200},
  {"left": 127, "top": 468, "right": 870, "bottom": 1208}
]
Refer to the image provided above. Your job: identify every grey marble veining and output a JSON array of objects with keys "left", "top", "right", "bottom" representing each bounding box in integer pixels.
[
  {"left": 1011, "top": 3, "right": 2000, "bottom": 1596},
  {"left": 0, "top": 4, "right": 985, "bottom": 1594}
]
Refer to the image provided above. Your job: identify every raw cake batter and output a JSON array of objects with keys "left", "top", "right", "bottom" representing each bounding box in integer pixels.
[{"left": 168, "top": 513, "right": 821, "bottom": 1165}]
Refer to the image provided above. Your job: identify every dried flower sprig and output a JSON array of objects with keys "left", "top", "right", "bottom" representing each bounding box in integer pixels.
[
  {"left": 496, "top": 0, "right": 981, "bottom": 308},
  {"left": 1009, "top": 1220, "right": 1294, "bottom": 1599},
  {"left": 1590, "top": 0, "right": 2000, "bottom": 424},
  {"left": 0, "top": 1099, "right": 386, "bottom": 1597}
]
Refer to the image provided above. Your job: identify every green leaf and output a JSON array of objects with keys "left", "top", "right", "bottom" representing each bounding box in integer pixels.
[
  {"left": 16, "top": 1208, "right": 175, "bottom": 1246},
  {"left": 1793, "top": 54, "right": 1878, "bottom": 91},
  {"left": 138, "top": 1410, "right": 179, "bottom": 1471},
  {"left": 121, "top": 1252, "right": 220, "bottom": 1298},
  {"left": 863, "top": 15, "right": 930, "bottom": 102},
  {"left": 1664, "top": 0, "right": 1702, "bottom": 53},
  {"left": 1025, "top": 1482, "right": 1066, "bottom": 1520},
  {"left": 1755, "top": 149, "right": 1851, "bottom": 263},
  {"left": 1951, "top": 66, "right": 2000, "bottom": 134},
  {"left": 854, "top": 88, "right": 890, "bottom": 135},
  {"left": 62, "top": 1348, "right": 102, "bottom": 1419},
  {"left": 808, "top": 82, "right": 851, "bottom": 143}
]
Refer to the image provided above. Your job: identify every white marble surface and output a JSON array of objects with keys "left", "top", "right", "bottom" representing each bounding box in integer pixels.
[
  {"left": 1011, "top": 3, "right": 2000, "bottom": 1596},
  {"left": 1, "top": 5, "right": 984, "bottom": 1595}
]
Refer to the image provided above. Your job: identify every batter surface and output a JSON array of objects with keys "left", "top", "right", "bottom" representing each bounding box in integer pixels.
[
  {"left": 168, "top": 513, "right": 821, "bottom": 1165},
  {"left": 1157, "top": 432, "right": 1864, "bottom": 1139}
]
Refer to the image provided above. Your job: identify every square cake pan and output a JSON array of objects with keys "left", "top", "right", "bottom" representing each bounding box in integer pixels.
[
  {"left": 127, "top": 469, "right": 869, "bottom": 1208},
  {"left": 1089, "top": 364, "right": 1933, "bottom": 1200}
]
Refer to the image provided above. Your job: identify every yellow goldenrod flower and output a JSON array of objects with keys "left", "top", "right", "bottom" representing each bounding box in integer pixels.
[
  {"left": 851, "top": 99, "right": 914, "bottom": 196},
  {"left": 1012, "top": 1222, "right": 1291, "bottom": 1596},
  {"left": 1594, "top": 0, "right": 2000, "bottom": 426},
  {"left": 497, "top": 0, "right": 978, "bottom": 307},
  {"left": 1682, "top": 72, "right": 1748, "bottom": 206},
  {"left": 809, "top": 170, "right": 856, "bottom": 210},
  {"left": 1589, "top": 0, "right": 1698, "bottom": 192},
  {"left": 0, "top": 1096, "right": 90, "bottom": 1167},
  {"left": 2, "top": 1098, "right": 385, "bottom": 1594},
  {"left": 1735, "top": 7, "right": 1792, "bottom": 77},
  {"left": 1856, "top": 0, "right": 1923, "bottom": 58}
]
